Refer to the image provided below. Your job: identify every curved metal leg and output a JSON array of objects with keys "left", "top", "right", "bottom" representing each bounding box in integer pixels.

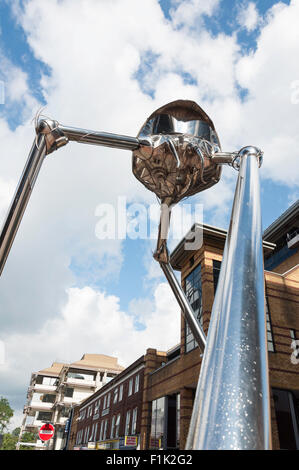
[
  {"left": 185, "top": 147, "right": 271, "bottom": 450},
  {"left": 0, "top": 134, "right": 47, "bottom": 275}
]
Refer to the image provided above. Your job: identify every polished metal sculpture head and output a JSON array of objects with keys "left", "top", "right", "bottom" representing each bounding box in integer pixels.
[{"left": 132, "top": 99, "right": 222, "bottom": 206}]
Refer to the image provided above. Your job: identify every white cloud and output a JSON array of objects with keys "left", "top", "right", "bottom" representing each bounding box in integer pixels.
[
  {"left": 1, "top": 281, "right": 180, "bottom": 429},
  {"left": 170, "top": 0, "right": 220, "bottom": 29},
  {"left": 234, "top": 0, "right": 299, "bottom": 184},
  {"left": 237, "top": 2, "right": 261, "bottom": 32}
]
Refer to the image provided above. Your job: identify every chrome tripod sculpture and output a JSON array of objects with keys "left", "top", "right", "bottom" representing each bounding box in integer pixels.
[{"left": 0, "top": 100, "right": 271, "bottom": 449}]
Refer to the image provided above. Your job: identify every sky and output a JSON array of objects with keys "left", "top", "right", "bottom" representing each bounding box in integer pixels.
[{"left": 0, "top": 0, "right": 298, "bottom": 431}]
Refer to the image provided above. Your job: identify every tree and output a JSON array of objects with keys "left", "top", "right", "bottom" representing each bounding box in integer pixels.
[
  {"left": 0, "top": 397, "right": 13, "bottom": 434},
  {"left": 11, "top": 427, "right": 20, "bottom": 437},
  {"left": 19, "top": 431, "right": 38, "bottom": 451},
  {"left": 0, "top": 428, "right": 37, "bottom": 451},
  {"left": 1, "top": 433, "right": 18, "bottom": 450}
]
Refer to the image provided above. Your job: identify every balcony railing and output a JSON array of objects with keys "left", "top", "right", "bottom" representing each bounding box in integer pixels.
[
  {"left": 29, "top": 401, "right": 55, "bottom": 411},
  {"left": 65, "top": 377, "right": 96, "bottom": 388},
  {"left": 33, "top": 383, "right": 57, "bottom": 393}
]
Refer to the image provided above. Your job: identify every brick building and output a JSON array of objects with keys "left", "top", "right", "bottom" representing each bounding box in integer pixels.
[
  {"left": 68, "top": 354, "right": 153, "bottom": 450},
  {"left": 68, "top": 202, "right": 299, "bottom": 450},
  {"left": 142, "top": 202, "right": 299, "bottom": 450}
]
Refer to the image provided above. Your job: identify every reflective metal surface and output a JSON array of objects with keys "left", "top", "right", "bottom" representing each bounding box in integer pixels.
[
  {"left": 60, "top": 125, "right": 142, "bottom": 151},
  {"left": 0, "top": 134, "right": 47, "bottom": 275},
  {"left": 0, "top": 118, "right": 145, "bottom": 276},
  {"left": 132, "top": 100, "right": 222, "bottom": 206},
  {"left": 132, "top": 100, "right": 222, "bottom": 263},
  {"left": 185, "top": 146, "right": 271, "bottom": 450},
  {"left": 161, "top": 262, "right": 206, "bottom": 352}
]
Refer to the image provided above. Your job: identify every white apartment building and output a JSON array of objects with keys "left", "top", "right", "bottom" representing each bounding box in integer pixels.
[{"left": 17, "top": 354, "right": 124, "bottom": 450}]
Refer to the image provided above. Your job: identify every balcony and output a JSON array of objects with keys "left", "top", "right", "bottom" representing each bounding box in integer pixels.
[
  {"left": 65, "top": 377, "right": 96, "bottom": 388},
  {"left": 29, "top": 401, "right": 55, "bottom": 411},
  {"left": 24, "top": 416, "right": 38, "bottom": 431},
  {"left": 33, "top": 383, "right": 57, "bottom": 393}
]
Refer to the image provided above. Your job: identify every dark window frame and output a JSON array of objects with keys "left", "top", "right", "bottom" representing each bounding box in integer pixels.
[
  {"left": 183, "top": 263, "right": 203, "bottom": 353},
  {"left": 265, "top": 295, "right": 275, "bottom": 353}
]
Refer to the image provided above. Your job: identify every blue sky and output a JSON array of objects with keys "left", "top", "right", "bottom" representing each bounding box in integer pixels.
[{"left": 0, "top": 0, "right": 298, "bottom": 429}]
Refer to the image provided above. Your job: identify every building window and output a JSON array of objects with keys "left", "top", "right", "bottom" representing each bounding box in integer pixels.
[
  {"left": 99, "top": 419, "right": 108, "bottom": 441},
  {"left": 64, "top": 387, "right": 74, "bottom": 398},
  {"left": 176, "top": 394, "right": 180, "bottom": 448},
  {"left": 61, "top": 407, "right": 70, "bottom": 418},
  {"left": 272, "top": 388, "right": 299, "bottom": 449},
  {"left": 94, "top": 399, "right": 100, "bottom": 415},
  {"left": 94, "top": 423, "right": 98, "bottom": 442},
  {"left": 37, "top": 393, "right": 55, "bottom": 403},
  {"left": 103, "top": 419, "right": 108, "bottom": 441},
  {"left": 131, "top": 408, "right": 138, "bottom": 435},
  {"left": 37, "top": 411, "right": 52, "bottom": 422},
  {"left": 113, "top": 388, "right": 118, "bottom": 403},
  {"left": 290, "top": 329, "right": 297, "bottom": 340},
  {"left": 150, "top": 397, "right": 165, "bottom": 449},
  {"left": 134, "top": 374, "right": 139, "bottom": 393},
  {"left": 36, "top": 376, "right": 57, "bottom": 386},
  {"left": 290, "top": 329, "right": 299, "bottom": 363},
  {"left": 79, "top": 409, "right": 86, "bottom": 421},
  {"left": 84, "top": 427, "right": 90, "bottom": 444},
  {"left": 119, "top": 384, "right": 123, "bottom": 401},
  {"left": 99, "top": 420, "right": 104, "bottom": 441},
  {"left": 110, "top": 415, "right": 116, "bottom": 439},
  {"left": 106, "top": 393, "right": 110, "bottom": 408},
  {"left": 128, "top": 378, "right": 133, "bottom": 396},
  {"left": 115, "top": 414, "right": 121, "bottom": 438},
  {"left": 212, "top": 259, "right": 221, "bottom": 293},
  {"left": 265, "top": 296, "right": 275, "bottom": 352},
  {"left": 125, "top": 410, "right": 131, "bottom": 435},
  {"left": 76, "top": 429, "right": 83, "bottom": 445},
  {"left": 184, "top": 264, "right": 202, "bottom": 353},
  {"left": 89, "top": 423, "right": 96, "bottom": 442}
]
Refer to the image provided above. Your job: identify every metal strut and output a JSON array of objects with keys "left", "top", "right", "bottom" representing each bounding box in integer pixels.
[
  {"left": 0, "top": 118, "right": 147, "bottom": 276},
  {"left": 185, "top": 146, "right": 271, "bottom": 450}
]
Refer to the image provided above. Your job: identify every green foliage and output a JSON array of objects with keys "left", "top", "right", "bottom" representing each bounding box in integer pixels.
[
  {"left": 1, "top": 433, "right": 18, "bottom": 450},
  {"left": 0, "top": 428, "right": 38, "bottom": 451},
  {"left": 0, "top": 397, "right": 14, "bottom": 433},
  {"left": 11, "top": 427, "right": 20, "bottom": 437},
  {"left": 0, "top": 398, "right": 37, "bottom": 450},
  {"left": 19, "top": 431, "right": 37, "bottom": 450}
]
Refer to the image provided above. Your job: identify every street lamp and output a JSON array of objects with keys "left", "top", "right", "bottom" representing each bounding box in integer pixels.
[{"left": 0, "top": 99, "right": 271, "bottom": 449}]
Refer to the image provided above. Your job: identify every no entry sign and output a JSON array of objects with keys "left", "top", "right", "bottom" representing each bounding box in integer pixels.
[{"left": 39, "top": 423, "right": 54, "bottom": 441}]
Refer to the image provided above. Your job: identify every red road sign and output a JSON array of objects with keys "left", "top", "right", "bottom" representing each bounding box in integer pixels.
[{"left": 39, "top": 423, "right": 54, "bottom": 441}]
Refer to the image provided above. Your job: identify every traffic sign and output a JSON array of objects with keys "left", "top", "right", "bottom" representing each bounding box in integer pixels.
[{"left": 39, "top": 423, "right": 54, "bottom": 441}]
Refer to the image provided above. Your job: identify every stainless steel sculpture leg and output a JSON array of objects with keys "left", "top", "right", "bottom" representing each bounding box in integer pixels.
[
  {"left": 0, "top": 134, "right": 47, "bottom": 276},
  {"left": 160, "top": 262, "right": 206, "bottom": 352},
  {"left": 185, "top": 146, "right": 271, "bottom": 450},
  {"left": 0, "top": 118, "right": 144, "bottom": 277}
]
